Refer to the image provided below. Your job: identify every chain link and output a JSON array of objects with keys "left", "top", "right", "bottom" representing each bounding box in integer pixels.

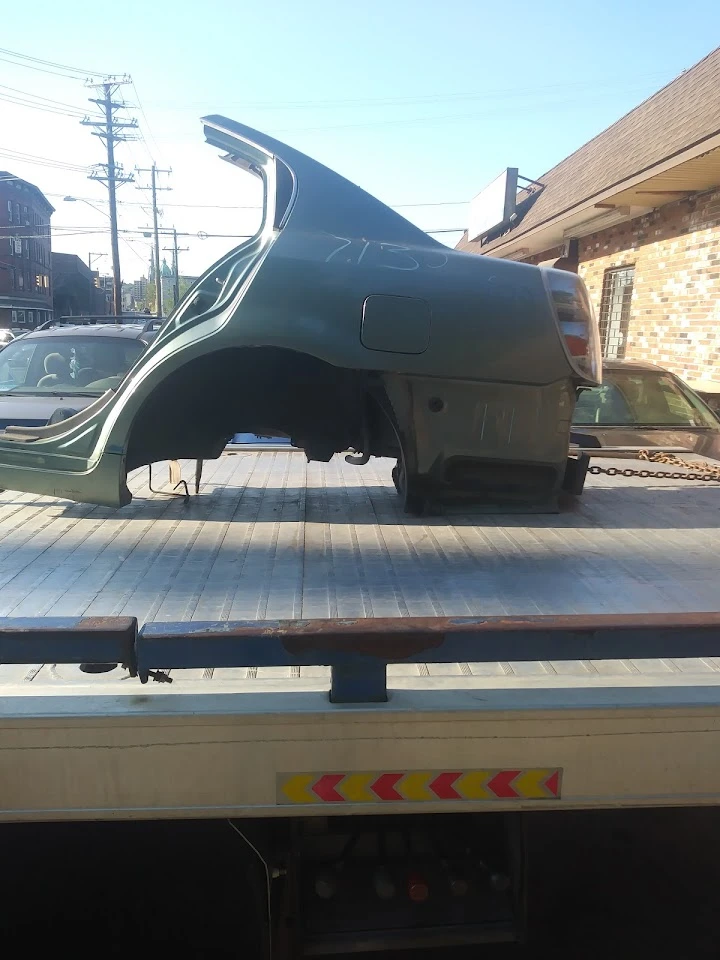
[{"left": 588, "top": 449, "right": 720, "bottom": 484}]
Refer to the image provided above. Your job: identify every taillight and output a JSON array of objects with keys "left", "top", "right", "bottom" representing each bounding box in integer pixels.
[
  {"left": 407, "top": 873, "right": 429, "bottom": 903},
  {"left": 542, "top": 268, "right": 602, "bottom": 384}
]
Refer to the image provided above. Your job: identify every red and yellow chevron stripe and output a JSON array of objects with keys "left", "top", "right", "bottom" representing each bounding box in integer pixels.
[{"left": 278, "top": 768, "right": 561, "bottom": 804}]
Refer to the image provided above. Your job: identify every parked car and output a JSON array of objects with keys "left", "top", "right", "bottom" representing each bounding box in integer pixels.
[
  {"left": 0, "top": 323, "right": 157, "bottom": 430},
  {"left": 0, "top": 116, "right": 600, "bottom": 510},
  {"left": 39, "top": 314, "right": 162, "bottom": 329},
  {"left": 571, "top": 359, "right": 720, "bottom": 460},
  {"left": 0, "top": 329, "right": 14, "bottom": 348},
  {"left": 687, "top": 379, "right": 720, "bottom": 418}
]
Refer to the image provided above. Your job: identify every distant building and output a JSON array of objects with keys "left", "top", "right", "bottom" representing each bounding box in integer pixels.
[
  {"left": 121, "top": 283, "right": 134, "bottom": 313},
  {"left": 0, "top": 171, "right": 54, "bottom": 329},
  {"left": 52, "top": 253, "right": 108, "bottom": 317},
  {"left": 143, "top": 261, "right": 198, "bottom": 314},
  {"left": 159, "top": 258, "right": 174, "bottom": 314},
  {"left": 132, "top": 277, "right": 148, "bottom": 304}
]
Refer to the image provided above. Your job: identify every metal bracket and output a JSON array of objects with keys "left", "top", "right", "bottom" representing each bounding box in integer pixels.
[{"left": 148, "top": 461, "right": 191, "bottom": 504}]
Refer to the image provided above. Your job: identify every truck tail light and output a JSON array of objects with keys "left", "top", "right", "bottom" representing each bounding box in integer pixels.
[
  {"left": 542, "top": 267, "right": 602, "bottom": 384},
  {"left": 407, "top": 873, "right": 429, "bottom": 903},
  {"left": 373, "top": 868, "right": 396, "bottom": 901},
  {"left": 449, "top": 875, "right": 469, "bottom": 898},
  {"left": 314, "top": 871, "right": 337, "bottom": 899}
]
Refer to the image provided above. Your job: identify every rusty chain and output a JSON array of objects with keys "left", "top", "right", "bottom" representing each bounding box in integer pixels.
[{"left": 588, "top": 449, "right": 720, "bottom": 484}]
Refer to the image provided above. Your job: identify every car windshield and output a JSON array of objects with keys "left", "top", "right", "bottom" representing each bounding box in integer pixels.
[
  {"left": 574, "top": 370, "right": 719, "bottom": 428},
  {"left": 0, "top": 335, "right": 146, "bottom": 395}
]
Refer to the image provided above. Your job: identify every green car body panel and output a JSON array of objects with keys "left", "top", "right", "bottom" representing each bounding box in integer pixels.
[{"left": 0, "top": 116, "right": 600, "bottom": 511}]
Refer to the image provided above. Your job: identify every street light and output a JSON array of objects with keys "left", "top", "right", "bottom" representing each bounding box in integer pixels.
[{"left": 63, "top": 195, "right": 109, "bottom": 219}]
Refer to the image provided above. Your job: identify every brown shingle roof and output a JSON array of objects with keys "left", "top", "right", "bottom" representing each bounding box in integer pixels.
[{"left": 458, "top": 46, "right": 720, "bottom": 255}]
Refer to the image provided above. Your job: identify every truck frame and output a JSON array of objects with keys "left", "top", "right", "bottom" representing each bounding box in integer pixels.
[{"left": 1, "top": 451, "right": 719, "bottom": 955}]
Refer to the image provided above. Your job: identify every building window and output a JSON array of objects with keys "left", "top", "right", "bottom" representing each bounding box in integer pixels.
[
  {"left": 28, "top": 311, "right": 34, "bottom": 326},
  {"left": 6, "top": 200, "right": 11, "bottom": 222},
  {"left": 599, "top": 266, "right": 635, "bottom": 359},
  {"left": 11, "top": 311, "right": 17, "bottom": 325}
]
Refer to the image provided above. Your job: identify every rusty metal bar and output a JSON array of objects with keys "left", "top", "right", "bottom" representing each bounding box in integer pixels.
[
  {"left": 0, "top": 617, "right": 138, "bottom": 675},
  {"left": 3, "top": 614, "right": 720, "bottom": 703},
  {"left": 139, "top": 613, "right": 720, "bottom": 702}
]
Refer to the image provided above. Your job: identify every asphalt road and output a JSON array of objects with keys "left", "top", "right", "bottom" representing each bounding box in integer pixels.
[{"left": 3, "top": 808, "right": 719, "bottom": 958}]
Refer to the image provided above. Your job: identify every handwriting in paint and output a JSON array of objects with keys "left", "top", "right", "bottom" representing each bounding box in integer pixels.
[{"left": 325, "top": 236, "right": 448, "bottom": 272}]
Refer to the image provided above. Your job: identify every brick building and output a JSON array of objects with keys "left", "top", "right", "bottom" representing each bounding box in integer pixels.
[
  {"left": 457, "top": 47, "right": 720, "bottom": 389},
  {"left": 0, "top": 172, "right": 54, "bottom": 330}
]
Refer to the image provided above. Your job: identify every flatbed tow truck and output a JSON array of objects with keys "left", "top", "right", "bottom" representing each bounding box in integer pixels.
[{"left": 1, "top": 449, "right": 720, "bottom": 957}]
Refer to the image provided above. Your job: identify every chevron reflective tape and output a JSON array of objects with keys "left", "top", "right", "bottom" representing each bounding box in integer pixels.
[{"left": 278, "top": 768, "right": 562, "bottom": 804}]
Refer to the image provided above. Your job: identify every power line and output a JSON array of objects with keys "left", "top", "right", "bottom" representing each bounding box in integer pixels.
[
  {"left": 0, "top": 83, "right": 86, "bottom": 113},
  {"left": 0, "top": 147, "right": 88, "bottom": 172},
  {"left": 130, "top": 79, "right": 166, "bottom": 166},
  {"left": 148, "top": 72, "right": 669, "bottom": 112},
  {"left": 45, "top": 192, "right": 262, "bottom": 209},
  {"left": 269, "top": 88, "right": 657, "bottom": 134},
  {"left": 0, "top": 88, "right": 86, "bottom": 118},
  {"left": 44, "top": 191, "right": 466, "bottom": 210},
  {"left": 0, "top": 54, "right": 93, "bottom": 79},
  {"left": 120, "top": 233, "right": 152, "bottom": 267},
  {"left": 0, "top": 95, "right": 83, "bottom": 118},
  {"left": 0, "top": 46, "right": 110, "bottom": 79},
  {"left": 0, "top": 226, "right": 255, "bottom": 238}
]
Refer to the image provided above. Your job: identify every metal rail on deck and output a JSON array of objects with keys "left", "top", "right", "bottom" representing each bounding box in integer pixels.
[{"left": 2, "top": 613, "right": 720, "bottom": 703}]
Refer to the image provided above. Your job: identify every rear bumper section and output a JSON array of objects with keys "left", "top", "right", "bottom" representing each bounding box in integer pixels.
[
  {"left": 3, "top": 612, "right": 720, "bottom": 820},
  {"left": 3, "top": 684, "right": 720, "bottom": 820}
]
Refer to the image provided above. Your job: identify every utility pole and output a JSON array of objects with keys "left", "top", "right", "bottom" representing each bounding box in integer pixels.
[
  {"left": 162, "top": 228, "right": 189, "bottom": 309},
  {"left": 82, "top": 79, "right": 137, "bottom": 316},
  {"left": 136, "top": 164, "right": 171, "bottom": 318}
]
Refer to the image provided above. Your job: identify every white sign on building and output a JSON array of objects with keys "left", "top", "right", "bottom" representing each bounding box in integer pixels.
[{"left": 467, "top": 168, "right": 519, "bottom": 243}]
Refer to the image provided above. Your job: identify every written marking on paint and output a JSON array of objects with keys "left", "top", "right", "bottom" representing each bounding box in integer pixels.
[{"left": 325, "top": 236, "right": 448, "bottom": 272}]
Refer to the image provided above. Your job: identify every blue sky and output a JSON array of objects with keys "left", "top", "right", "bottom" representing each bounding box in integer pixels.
[{"left": 2, "top": 0, "right": 719, "bottom": 276}]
